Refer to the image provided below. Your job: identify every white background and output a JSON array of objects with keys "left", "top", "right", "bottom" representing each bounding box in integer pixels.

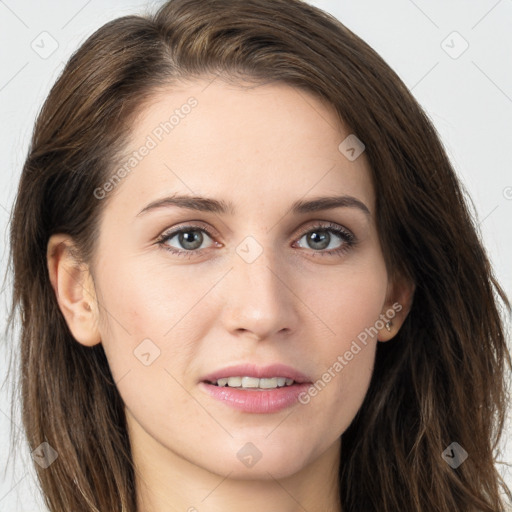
[{"left": 0, "top": 1, "right": 511, "bottom": 510}]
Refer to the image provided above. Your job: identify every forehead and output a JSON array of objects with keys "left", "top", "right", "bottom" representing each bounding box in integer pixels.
[{"left": 107, "top": 78, "right": 374, "bottom": 217}]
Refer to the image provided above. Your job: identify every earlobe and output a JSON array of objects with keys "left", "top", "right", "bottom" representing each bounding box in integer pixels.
[
  {"left": 377, "top": 275, "right": 415, "bottom": 342},
  {"left": 47, "top": 234, "right": 101, "bottom": 347}
]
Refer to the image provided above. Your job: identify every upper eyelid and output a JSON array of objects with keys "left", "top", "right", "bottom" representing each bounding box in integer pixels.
[{"left": 159, "top": 221, "right": 218, "bottom": 240}]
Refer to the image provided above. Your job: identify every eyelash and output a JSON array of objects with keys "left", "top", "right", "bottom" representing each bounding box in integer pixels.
[{"left": 156, "top": 221, "right": 357, "bottom": 259}]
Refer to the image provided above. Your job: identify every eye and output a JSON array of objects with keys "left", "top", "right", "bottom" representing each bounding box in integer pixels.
[
  {"left": 156, "top": 221, "right": 356, "bottom": 259},
  {"left": 156, "top": 224, "right": 218, "bottom": 258},
  {"left": 293, "top": 222, "right": 356, "bottom": 257}
]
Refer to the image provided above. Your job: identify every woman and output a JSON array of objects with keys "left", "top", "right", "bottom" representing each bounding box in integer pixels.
[{"left": 6, "top": 0, "right": 511, "bottom": 510}]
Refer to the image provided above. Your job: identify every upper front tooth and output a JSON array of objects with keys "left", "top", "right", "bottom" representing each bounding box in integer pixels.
[
  {"left": 276, "top": 377, "right": 286, "bottom": 387},
  {"left": 241, "top": 376, "right": 260, "bottom": 388},
  {"left": 227, "top": 376, "right": 242, "bottom": 387},
  {"left": 259, "top": 377, "right": 278, "bottom": 388}
]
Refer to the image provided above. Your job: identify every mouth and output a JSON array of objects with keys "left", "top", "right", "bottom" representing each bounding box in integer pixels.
[
  {"left": 199, "top": 364, "right": 312, "bottom": 413},
  {"left": 206, "top": 376, "right": 297, "bottom": 390}
]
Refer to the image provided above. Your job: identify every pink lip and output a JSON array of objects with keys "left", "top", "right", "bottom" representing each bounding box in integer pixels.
[{"left": 199, "top": 363, "right": 312, "bottom": 414}]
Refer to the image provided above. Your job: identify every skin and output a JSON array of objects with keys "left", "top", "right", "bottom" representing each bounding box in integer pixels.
[{"left": 47, "top": 78, "right": 414, "bottom": 512}]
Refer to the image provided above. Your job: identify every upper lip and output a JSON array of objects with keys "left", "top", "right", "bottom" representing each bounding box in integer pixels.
[{"left": 201, "top": 363, "right": 312, "bottom": 384}]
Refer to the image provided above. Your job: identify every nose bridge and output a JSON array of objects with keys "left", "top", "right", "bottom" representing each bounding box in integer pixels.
[{"left": 220, "top": 234, "right": 297, "bottom": 338}]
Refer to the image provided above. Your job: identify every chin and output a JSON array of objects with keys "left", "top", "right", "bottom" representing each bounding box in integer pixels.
[{"left": 196, "top": 439, "right": 316, "bottom": 480}]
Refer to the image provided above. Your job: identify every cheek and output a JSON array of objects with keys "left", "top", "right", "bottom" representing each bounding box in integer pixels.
[
  {"left": 297, "top": 258, "right": 387, "bottom": 428},
  {"left": 96, "top": 256, "right": 194, "bottom": 336},
  {"left": 306, "top": 258, "right": 388, "bottom": 350},
  {"left": 95, "top": 267, "right": 200, "bottom": 432},
  {"left": 298, "top": 318, "right": 378, "bottom": 447},
  {"left": 94, "top": 259, "right": 219, "bottom": 393}
]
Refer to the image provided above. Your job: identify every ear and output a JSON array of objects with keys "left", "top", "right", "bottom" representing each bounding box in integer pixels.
[
  {"left": 47, "top": 234, "right": 101, "bottom": 347},
  {"left": 377, "top": 273, "right": 415, "bottom": 342}
]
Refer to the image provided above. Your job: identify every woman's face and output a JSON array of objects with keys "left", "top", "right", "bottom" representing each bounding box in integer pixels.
[{"left": 85, "top": 79, "right": 402, "bottom": 479}]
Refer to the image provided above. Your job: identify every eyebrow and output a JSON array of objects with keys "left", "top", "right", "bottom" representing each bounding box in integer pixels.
[{"left": 136, "top": 194, "right": 371, "bottom": 217}]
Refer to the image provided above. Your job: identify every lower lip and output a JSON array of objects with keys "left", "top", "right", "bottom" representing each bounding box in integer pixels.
[{"left": 199, "top": 382, "right": 311, "bottom": 413}]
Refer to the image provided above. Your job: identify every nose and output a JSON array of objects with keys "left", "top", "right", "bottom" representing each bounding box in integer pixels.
[{"left": 219, "top": 239, "right": 300, "bottom": 342}]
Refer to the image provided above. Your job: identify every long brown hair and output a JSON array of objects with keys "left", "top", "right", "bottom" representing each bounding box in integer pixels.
[{"left": 5, "top": 0, "right": 511, "bottom": 510}]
